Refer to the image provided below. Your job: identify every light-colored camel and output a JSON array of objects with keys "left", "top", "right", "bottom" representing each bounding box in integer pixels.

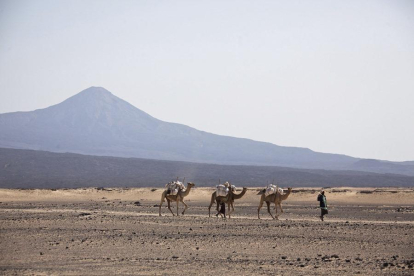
[
  {"left": 208, "top": 187, "right": 247, "bottom": 218},
  {"left": 257, "top": 187, "right": 292, "bottom": 219},
  {"left": 159, "top": 182, "right": 195, "bottom": 216}
]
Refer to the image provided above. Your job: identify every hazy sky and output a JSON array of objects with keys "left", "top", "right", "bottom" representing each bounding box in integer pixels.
[{"left": 1, "top": 0, "right": 413, "bottom": 161}]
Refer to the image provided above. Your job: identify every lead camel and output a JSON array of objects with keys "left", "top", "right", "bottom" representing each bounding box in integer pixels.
[{"left": 257, "top": 188, "right": 292, "bottom": 219}]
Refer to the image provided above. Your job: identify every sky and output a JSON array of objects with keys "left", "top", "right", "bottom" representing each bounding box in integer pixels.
[{"left": 0, "top": 0, "right": 413, "bottom": 161}]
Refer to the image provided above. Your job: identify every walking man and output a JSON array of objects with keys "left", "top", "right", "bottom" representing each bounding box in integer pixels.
[{"left": 317, "top": 190, "right": 328, "bottom": 221}]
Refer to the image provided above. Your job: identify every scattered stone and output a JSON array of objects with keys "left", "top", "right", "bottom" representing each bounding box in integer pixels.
[
  {"left": 78, "top": 213, "right": 91, "bottom": 217},
  {"left": 134, "top": 201, "right": 141, "bottom": 206}
]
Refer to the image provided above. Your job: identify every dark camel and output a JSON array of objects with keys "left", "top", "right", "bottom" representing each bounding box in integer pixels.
[{"left": 208, "top": 187, "right": 247, "bottom": 218}]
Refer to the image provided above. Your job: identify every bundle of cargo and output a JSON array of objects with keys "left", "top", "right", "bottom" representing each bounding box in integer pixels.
[
  {"left": 216, "top": 184, "right": 228, "bottom": 197},
  {"left": 265, "top": 184, "right": 278, "bottom": 197},
  {"left": 165, "top": 181, "right": 186, "bottom": 195},
  {"left": 216, "top": 181, "right": 236, "bottom": 196},
  {"left": 175, "top": 181, "right": 186, "bottom": 192}
]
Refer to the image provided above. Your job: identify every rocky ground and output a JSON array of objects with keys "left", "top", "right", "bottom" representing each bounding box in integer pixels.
[{"left": 0, "top": 187, "right": 413, "bottom": 275}]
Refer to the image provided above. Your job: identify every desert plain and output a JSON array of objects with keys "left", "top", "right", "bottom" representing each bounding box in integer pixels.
[{"left": 0, "top": 186, "right": 413, "bottom": 275}]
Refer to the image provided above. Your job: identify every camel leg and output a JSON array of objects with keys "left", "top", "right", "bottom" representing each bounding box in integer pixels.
[
  {"left": 181, "top": 200, "right": 188, "bottom": 215},
  {"left": 167, "top": 199, "right": 175, "bottom": 216},
  {"left": 159, "top": 192, "right": 168, "bottom": 216},
  {"left": 278, "top": 202, "right": 283, "bottom": 213},
  {"left": 176, "top": 200, "right": 179, "bottom": 216},
  {"left": 227, "top": 203, "right": 231, "bottom": 219},
  {"left": 208, "top": 194, "right": 215, "bottom": 217},
  {"left": 228, "top": 202, "right": 235, "bottom": 218},
  {"left": 159, "top": 195, "right": 165, "bottom": 216},
  {"left": 274, "top": 202, "right": 280, "bottom": 220},
  {"left": 258, "top": 197, "right": 264, "bottom": 219},
  {"left": 266, "top": 201, "right": 275, "bottom": 219}
]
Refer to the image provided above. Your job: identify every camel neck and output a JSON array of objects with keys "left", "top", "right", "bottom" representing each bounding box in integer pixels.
[
  {"left": 280, "top": 190, "right": 291, "bottom": 200},
  {"left": 182, "top": 185, "right": 192, "bottom": 197},
  {"left": 233, "top": 188, "right": 247, "bottom": 200}
]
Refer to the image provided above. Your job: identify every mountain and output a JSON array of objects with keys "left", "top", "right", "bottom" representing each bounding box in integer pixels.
[
  {"left": 1, "top": 148, "right": 413, "bottom": 188},
  {"left": 0, "top": 86, "right": 413, "bottom": 176}
]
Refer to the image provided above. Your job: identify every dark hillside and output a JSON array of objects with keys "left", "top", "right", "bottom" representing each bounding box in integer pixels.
[{"left": 1, "top": 148, "right": 413, "bottom": 189}]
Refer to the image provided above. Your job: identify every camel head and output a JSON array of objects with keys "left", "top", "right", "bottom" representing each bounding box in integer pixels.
[{"left": 187, "top": 182, "right": 195, "bottom": 188}]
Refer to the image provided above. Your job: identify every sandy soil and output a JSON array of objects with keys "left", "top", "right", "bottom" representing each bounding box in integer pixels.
[{"left": 1, "top": 187, "right": 413, "bottom": 275}]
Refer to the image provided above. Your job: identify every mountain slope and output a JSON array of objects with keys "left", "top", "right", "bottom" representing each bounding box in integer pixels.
[{"left": 0, "top": 86, "right": 413, "bottom": 175}]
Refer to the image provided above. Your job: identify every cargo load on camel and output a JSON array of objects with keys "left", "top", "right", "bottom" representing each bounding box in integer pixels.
[
  {"left": 265, "top": 184, "right": 284, "bottom": 197},
  {"left": 165, "top": 181, "right": 186, "bottom": 195},
  {"left": 216, "top": 181, "right": 235, "bottom": 197}
]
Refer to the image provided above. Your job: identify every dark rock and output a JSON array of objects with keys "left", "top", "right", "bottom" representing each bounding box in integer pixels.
[{"left": 78, "top": 213, "right": 91, "bottom": 217}]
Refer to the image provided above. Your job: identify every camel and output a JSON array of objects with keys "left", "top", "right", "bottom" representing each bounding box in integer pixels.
[
  {"left": 159, "top": 182, "right": 195, "bottom": 216},
  {"left": 208, "top": 187, "right": 247, "bottom": 218},
  {"left": 257, "top": 187, "right": 292, "bottom": 219}
]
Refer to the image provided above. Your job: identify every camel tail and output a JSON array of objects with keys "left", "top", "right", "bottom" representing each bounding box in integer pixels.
[{"left": 257, "top": 189, "right": 265, "bottom": 195}]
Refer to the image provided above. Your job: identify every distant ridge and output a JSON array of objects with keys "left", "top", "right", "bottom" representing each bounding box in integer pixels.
[
  {"left": 1, "top": 148, "right": 413, "bottom": 189},
  {"left": 0, "top": 86, "right": 413, "bottom": 176}
]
